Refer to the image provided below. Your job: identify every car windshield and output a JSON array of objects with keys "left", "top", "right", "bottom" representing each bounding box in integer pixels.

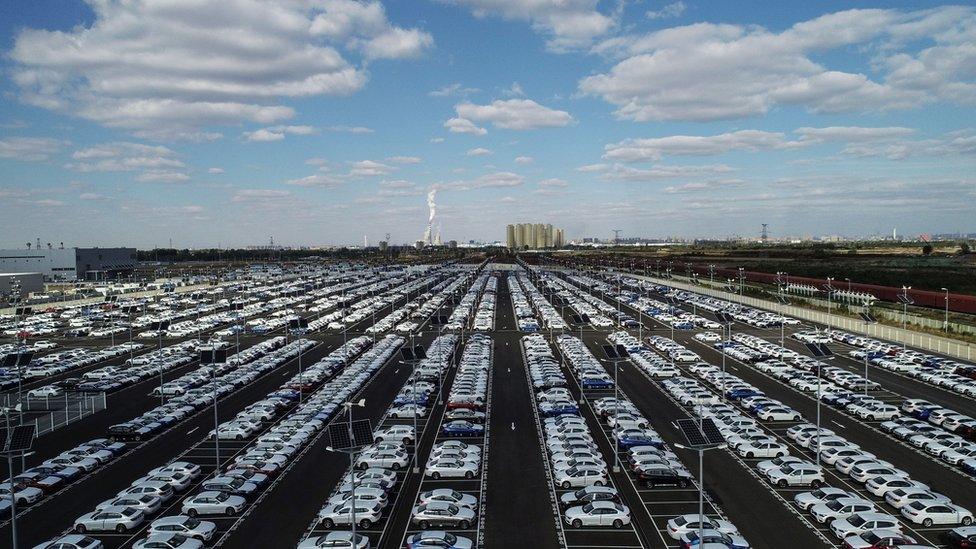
[
  {"left": 122, "top": 508, "right": 140, "bottom": 517},
  {"left": 185, "top": 518, "right": 200, "bottom": 528},
  {"left": 826, "top": 500, "right": 843, "bottom": 511},
  {"left": 848, "top": 515, "right": 866, "bottom": 526},
  {"left": 582, "top": 503, "right": 594, "bottom": 513}
]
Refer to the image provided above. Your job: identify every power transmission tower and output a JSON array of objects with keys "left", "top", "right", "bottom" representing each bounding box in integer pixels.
[
  {"left": 761, "top": 224, "right": 769, "bottom": 244},
  {"left": 612, "top": 229, "right": 622, "bottom": 245}
]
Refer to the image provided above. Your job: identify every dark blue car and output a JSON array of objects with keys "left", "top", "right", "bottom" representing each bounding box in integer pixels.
[
  {"left": 581, "top": 378, "right": 614, "bottom": 389},
  {"left": 442, "top": 421, "right": 484, "bottom": 437},
  {"left": 727, "top": 389, "right": 763, "bottom": 401},
  {"left": 617, "top": 433, "right": 663, "bottom": 450}
]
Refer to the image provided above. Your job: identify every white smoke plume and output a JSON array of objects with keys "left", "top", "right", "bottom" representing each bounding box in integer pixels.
[{"left": 427, "top": 189, "right": 437, "bottom": 222}]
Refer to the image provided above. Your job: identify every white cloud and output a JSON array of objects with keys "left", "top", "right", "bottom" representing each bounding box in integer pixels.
[
  {"left": 135, "top": 171, "right": 191, "bottom": 184},
  {"left": 538, "top": 178, "right": 568, "bottom": 187},
  {"left": 438, "top": 0, "right": 616, "bottom": 51},
  {"left": 604, "top": 130, "right": 794, "bottom": 162},
  {"left": 387, "top": 156, "right": 422, "bottom": 164},
  {"left": 500, "top": 196, "right": 517, "bottom": 203},
  {"left": 325, "top": 125, "right": 374, "bottom": 134},
  {"left": 286, "top": 174, "right": 343, "bottom": 187},
  {"left": 466, "top": 147, "right": 493, "bottom": 157},
  {"left": 79, "top": 192, "right": 102, "bottom": 200},
  {"left": 514, "top": 156, "right": 534, "bottom": 164},
  {"left": 66, "top": 142, "right": 190, "bottom": 182},
  {"left": 603, "top": 126, "right": 937, "bottom": 162},
  {"left": 208, "top": 167, "right": 225, "bottom": 174},
  {"left": 647, "top": 2, "right": 686, "bottom": 20},
  {"left": 444, "top": 117, "right": 487, "bottom": 135},
  {"left": 430, "top": 83, "right": 481, "bottom": 97},
  {"left": 309, "top": 0, "right": 432, "bottom": 60},
  {"left": 436, "top": 171, "right": 525, "bottom": 191},
  {"left": 794, "top": 126, "right": 915, "bottom": 143},
  {"left": 349, "top": 160, "right": 394, "bottom": 177},
  {"left": 455, "top": 99, "right": 574, "bottom": 130},
  {"left": 232, "top": 189, "right": 292, "bottom": 202},
  {"left": 10, "top": 0, "right": 431, "bottom": 139},
  {"left": 430, "top": 137, "right": 446, "bottom": 143},
  {"left": 0, "top": 137, "right": 66, "bottom": 161},
  {"left": 503, "top": 82, "right": 525, "bottom": 97},
  {"left": 243, "top": 125, "right": 316, "bottom": 142},
  {"left": 582, "top": 6, "right": 976, "bottom": 122},
  {"left": 664, "top": 180, "right": 745, "bottom": 193},
  {"left": 592, "top": 163, "right": 737, "bottom": 182}
]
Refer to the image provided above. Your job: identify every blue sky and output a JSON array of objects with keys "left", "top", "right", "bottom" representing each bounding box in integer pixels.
[{"left": 0, "top": 0, "right": 973, "bottom": 248}]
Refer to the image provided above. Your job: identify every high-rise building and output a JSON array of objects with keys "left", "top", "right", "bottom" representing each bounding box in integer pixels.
[{"left": 504, "top": 223, "right": 565, "bottom": 249}]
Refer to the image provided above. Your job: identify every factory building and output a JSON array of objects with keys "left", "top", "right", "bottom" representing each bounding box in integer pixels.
[
  {"left": 505, "top": 223, "right": 565, "bottom": 249},
  {"left": 0, "top": 247, "right": 138, "bottom": 280}
]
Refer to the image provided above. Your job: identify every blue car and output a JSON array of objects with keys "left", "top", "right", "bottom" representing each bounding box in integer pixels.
[
  {"left": 581, "top": 378, "right": 614, "bottom": 389},
  {"left": 727, "top": 389, "right": 763, "bottom": 401},
  {"left": 961, "top": 460, "right": 976, "bottom": 476},
  {"left": 442, "top": 421, "right": 484, "bottom": 437},
  {"left": 539, "top": 403, "right": 579, "bottom": 417},
  {"left": 911, "top": 406, "right": 939, "bottom": 420},
  {"left": 617, "top": 433, "right": 663, "bottom": 450}
]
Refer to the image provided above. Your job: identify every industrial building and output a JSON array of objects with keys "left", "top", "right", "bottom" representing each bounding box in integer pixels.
[
  {"left": 505, "top": 223, "right": 565, "bottom": 249},
  {"left": 0, "top": 246, "right": 138, "bottom": 280}
]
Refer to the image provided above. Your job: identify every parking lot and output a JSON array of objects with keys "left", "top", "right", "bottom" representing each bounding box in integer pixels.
[{"left": 5, "top": 259, "right": 976, "bottom": 549}]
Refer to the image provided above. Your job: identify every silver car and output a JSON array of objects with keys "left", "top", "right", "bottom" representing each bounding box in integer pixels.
[
  {"left": 297, "top": 531, "right": 370, "bottom": 549},
  {"left": 74, "top": 506, "right": 145, "bottom": 533},
  {"left": 147, "top": 515, "right": 217, "bottom": 541},
  {"left": 411, "top": 502, "right": 476, "bottom": 530},
  {"left": 418, "top": 489, "right": 478, "bottom": 509},
  {"left": 181, "top": 491, "right": 246, "bottom": 517},
  {"left": 96, "top": 494, "right": 162, "bottom": 515},
  {"left": 132, "top": 533, "right": 203, "bottom": 549}
]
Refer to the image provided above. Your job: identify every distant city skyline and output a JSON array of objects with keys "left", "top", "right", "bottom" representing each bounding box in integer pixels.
[{"left": 2, "top": 1, "right": 974, "bottom": 247}]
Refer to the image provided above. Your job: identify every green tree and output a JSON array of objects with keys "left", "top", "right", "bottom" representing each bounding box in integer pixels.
[
  {"left": 922, "top": 244, "right": 933, "bottom": 256},
  {"left": 960, "top": 241, "right": 971, "bottom": 255}
]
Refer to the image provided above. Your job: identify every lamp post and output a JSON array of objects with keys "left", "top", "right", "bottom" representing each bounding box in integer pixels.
[
  {"left": 825, "top": 277, "right": 835, "bottom": 330},
  {"left": 941, "top": 288, "right": 949, "bottom": 332},
  {"left": 326, "top": 398, "right": 367, "bottom": 544}
]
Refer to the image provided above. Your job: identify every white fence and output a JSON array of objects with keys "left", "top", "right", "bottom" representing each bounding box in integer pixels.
[{"left": 631, "top": 273, "right": 975, "bottom": 362}]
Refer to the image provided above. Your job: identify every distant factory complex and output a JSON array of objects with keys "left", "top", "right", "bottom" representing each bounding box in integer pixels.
[{"left": 506, "top": 223, "right": 565, "bottom": 249}]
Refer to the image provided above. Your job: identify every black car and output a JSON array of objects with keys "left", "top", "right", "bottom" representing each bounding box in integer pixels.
[
  {"left": 947, "top": 527, "right": 976, "bottom": 548},
  {"left": 560, "top": 488, "right": 620, "bottom": 509},
  {"left": 108, "top": 423, "right": 151, "bottom": 441},
  {"left": 637, "top": 465, "right": 693, "bottom": 488}
]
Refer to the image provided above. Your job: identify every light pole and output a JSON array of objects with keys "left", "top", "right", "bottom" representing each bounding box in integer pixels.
[
  {"left": 825, "top": 277, "right": 835, "bottom": 331},
  {"left": 673, "top": 437, "right": 727, "bottom": 546},
  {"left": 326, "top": 399, "right": 367, "bottom": 543},
  {"left": 941, "top": 288, "right": 949, "bottom": 332},
  {"left": 814, "top": 357, "right": 835, "bottom": 471}
]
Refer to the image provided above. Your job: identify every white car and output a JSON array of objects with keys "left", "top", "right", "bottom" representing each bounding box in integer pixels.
[
  {"left": 736, "top": 441, "right": 788, "bottom": 459},
  {"left": 564, "top": 501, "right": 630, "bottom": 528},
  {"left": 373, "top": 425, "right": 415, "bottom": 444},
  {"left": 864, "top": 476, "right": 928, "bottom": 498},
  {"left": 318, "top": 501, "right": 383, "bottom": 529},
  {"left": 147, "top": 516, "right": 217, "bottom": 541},
  {"left": 810, "top": 497, "right": 876, "bottom": 524},
  {"left": 900, "top": 501, "right": 974, "bottom": 526},
  {"left": 756, "top": 406, "right": 802, "bottom": 422},
  {"left": 829, "top": 512, "right": 901, "bottom": 539},
  {"left": 356, "top": 450, "right": 408, "bottom": 471},
  {"left": 766, "top": 464, "right": 825, "bottom": 488},
  {"left": 180, "top": 491, "right": 246, "bottom": 517},
  {"left": 794, "top": 488, "right": 855, "bottom": 511},
  {"left": 74, "top": 506, "right": 145, "bottom": 533},
  {"left": 885, "top": 488, "right": 951, "bottom": 509},
  {"left": 27, "top": 386, "right": 63, "bottom": 398},
  {"left": 666, "top": 514, "right": 739, "bottom": 540},
  {"left": 554, "top": 466, "right": 607, "bottom": 489},
  {"left": 425, "top": 459, "right": 479, "bottom": 480}
]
